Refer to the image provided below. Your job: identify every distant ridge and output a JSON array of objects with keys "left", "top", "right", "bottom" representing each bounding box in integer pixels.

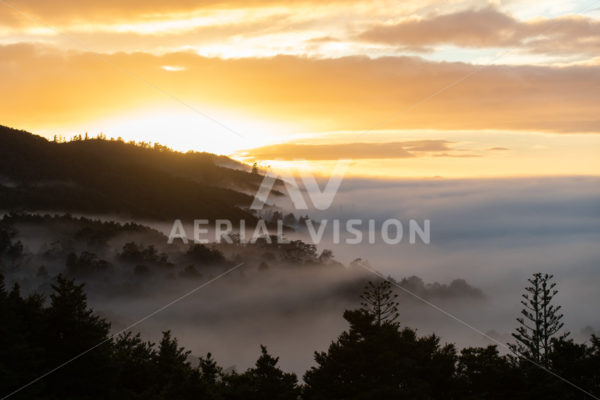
[{"left": 0, "top": 125, "right": 262, "bottom": 222}]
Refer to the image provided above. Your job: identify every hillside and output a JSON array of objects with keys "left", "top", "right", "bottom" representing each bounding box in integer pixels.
[{"left": 0, "top": 125, "right": 263, "bottom": 221}]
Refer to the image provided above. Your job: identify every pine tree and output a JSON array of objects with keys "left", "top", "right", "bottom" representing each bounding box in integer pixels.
[
  {"left": 225, "top": 345, "right": 299, "bottom": 400},
  {"left": 510, "top": 272, "right": 569, "bottom": 366},
  {"left": 199, "top": 353, "right": 223, "bottom": 386},
  {"left": 360, "top": 280, "right": 399, "bottom": 326},
  {"left": 44, "top": 274, "right": 114, "bottom": 398}
]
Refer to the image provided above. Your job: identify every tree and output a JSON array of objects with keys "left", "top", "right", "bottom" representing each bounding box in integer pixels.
[
  {"left": 197, "top": 353, "right": 225, "bottom": 400},
  {"left": 548, "top": 337, "right": 598, "bottom": 397},
  {"left": 250, "top": 346, "right": 299, "bottom": 400},
  {"left": 186, "top": 244, "right": 225, "bottom": 265},
  {"left": 303, "top": 309, "right": 457, "bottom": 400},
  {"left": 153, "top": 331, "right": 198, "bottom": 399},
  {"left": 0, "top": 280, "right": 47, "bottom": 399},
  {"left": 318, "top": 249, "right": 333, "bottom": 263},
  {"left": 359, "top": 280, "right": 399, "bottom": 326},
  {"left": 304, "top": 283, "right": 458, "bottom": 400},
  {"left": 42, "top": 274, "right": 115, "bottom": 399},
  {"left": 225, "top": 346, "right": 299, "bottom": 400},
  {"left": 283, "top": 213, "right": 297, "bottom": 226},
  {"left": 510, "top": 272, "right": 569, "bottom": 366},
  {"left": 456, "top": 345, "right": 523, "bottom": 400},
  {"left": 112, "top": 332, "right": 158, "bottom": 400},
  {"left": 198, "top": 352, "right": 223, "bottom": 387}
]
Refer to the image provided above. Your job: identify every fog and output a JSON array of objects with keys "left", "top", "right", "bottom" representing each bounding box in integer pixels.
[
  {"left": 269, "top": 176, "right": 600, "bottom": 353},
  {"left": 2, "top": 176, "right": 599, "bottom": 375},
  {"left": 136, "top": 176, "right": 600, "bottom": 373}
]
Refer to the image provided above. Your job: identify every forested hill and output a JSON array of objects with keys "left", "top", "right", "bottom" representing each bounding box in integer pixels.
[{"left": 0, "top": 125, "right": 263, "bottom": 221}]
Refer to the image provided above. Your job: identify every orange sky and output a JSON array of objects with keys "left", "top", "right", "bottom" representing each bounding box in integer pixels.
[{"left": 0, "top": 0, "right": 599, "bottom": 177}]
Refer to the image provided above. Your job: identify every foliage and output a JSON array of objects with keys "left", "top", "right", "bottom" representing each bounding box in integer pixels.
[
  {"left": 185, "top": 244, "right": 226, "bottom": 265},
  {"left": 0, "top": 124, "right": 261, "bottom": 221},
  {"left": 1, "top": 271, "right": 599, "bottom": 400}
]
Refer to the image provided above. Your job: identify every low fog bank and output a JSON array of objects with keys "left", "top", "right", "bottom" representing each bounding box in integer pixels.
[
  {"left": 0, "top": 212, "right": 486, "bottom": 373},
  {"left": 248, "top": 176, "right": 600, "bottom": 352},
  {"left": 1, "top": 176, "right": 598, "bottom": 374}
]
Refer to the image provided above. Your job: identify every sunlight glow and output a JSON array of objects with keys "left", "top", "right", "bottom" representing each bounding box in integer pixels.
[
  {"left": 161, "top": 65, "right": 186, "bottom": 71},
  {"left": 69, "top": 107, "right": 296, "bottom": 155}
]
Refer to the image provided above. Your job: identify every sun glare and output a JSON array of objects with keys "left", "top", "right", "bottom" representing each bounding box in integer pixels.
[
  {"left": 161, "top": 65, "right": 186, "bottom": 71},
  {"left": 70, "top": 107, "right": 295, "bottom": 155}
]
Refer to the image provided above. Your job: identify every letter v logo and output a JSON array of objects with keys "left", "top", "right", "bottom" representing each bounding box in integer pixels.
[{"left": 250, "top": 160, "right": 349, "bottom": 210}]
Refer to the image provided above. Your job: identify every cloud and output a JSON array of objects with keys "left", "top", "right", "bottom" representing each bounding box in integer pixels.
[
  {"left": 487, "top": 147, "right": 509, "bottom": 151},
  {"left": 0, "top": 9, "right": 299, "bottom": 55},
  {"left": 1, "top": 2, "right": 598, "bottom": 64},
  {"left": 1, "top": 0, "right": 598, "bottom": 67},
  {"left": 0, "top": 0, "right": 372, "bottom": 28},
  {"left": 305, "top": 35, "right": 341, "bottom": 43},
  {"left": 431, "top": 153, "right": 480, "bottom": 158},
  {"left": 1, "top": 43, "right": 599, "bottom": 136},
  {"left": 161, "top": 65, "right": 186, "bottom": 71},
  {"left": 359, "top": 8, "right": 519, "bottom": 48},
  {"left": 357, "top": 7, "right": 600, "bottom": 56},
  {"left": 241, "top": 140, "right": 459, "bottom": 160}
]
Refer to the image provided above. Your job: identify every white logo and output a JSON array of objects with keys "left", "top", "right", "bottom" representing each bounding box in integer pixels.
[{"left": 250, "top": 160, "right": 350, "bottom": 210}]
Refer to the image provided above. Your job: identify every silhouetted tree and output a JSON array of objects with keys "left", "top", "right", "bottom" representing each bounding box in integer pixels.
[
  {"left": 510, "top": 273, "right": 569, "bottom": 366},
  {"left": 456, "top": 345, "right": 523, "bottom": 400},
  {"left": 304, "top": 308, "right": 458, "bottom": 400},
  {"left": 547, "top": 337, "right": 599, "bottom": 397},
  {"left": 153, "top": 331, "right": 199, "bottom": 399},
  {"left": 304, "top": 278, "right": 457, "bottom": 400},
  {"left": 360, "top": 280, "right": 399, "bottom": 326},
  {"left": 4, "top": 251, "right": 600, "bottom": 400},
  {"left": 225, "top": 346, "right": 299, "bottom": 400},
  {"left": 283, "top": 213, "right": 297, "bottom": 226},
  {"left": 0, "top": 280, "right": 47, "bottom": 399},
  {"left": 318, "top": 249, "right": 333, "bottom": 264},
  {"left": 43, "top": 274, "right": 115, "bottom": 398},
  {"left": 0, "top": 124, "right": 260, "bottom": 222},
  {"left": 112, "top": 331, "right": 158, "bottom": 400},
  {"left": 198, "top": 352, "right": 223, "bottom": 387},
  {"left": 186, "top": 244, "right": 225, "bottom": 265}
]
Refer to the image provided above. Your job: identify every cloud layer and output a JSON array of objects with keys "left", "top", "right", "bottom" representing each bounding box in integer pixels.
[
  {"left": 1, "top": 1, "right": 598, "bottom": 62},
  {"left": 242, "top": 140, "right": 461, "bottom": 160},
  {"left": 2, "top": 43, "right": 599, "bottom": 136},
  {"left": 358, "top": 7, "right": 600, "bottom": 56}
]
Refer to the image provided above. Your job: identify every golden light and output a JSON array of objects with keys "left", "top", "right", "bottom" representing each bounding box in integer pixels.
[
  {"left": 59, "top": 106, "right": 297, "bottom": 155},
  {"left": 161, "top": 65, "right": 186, "bottom": 71}
]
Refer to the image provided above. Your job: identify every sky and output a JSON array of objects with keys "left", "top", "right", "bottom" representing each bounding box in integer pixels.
[{"left": 1, "top": 0, "right": 599, "bottom": 177}]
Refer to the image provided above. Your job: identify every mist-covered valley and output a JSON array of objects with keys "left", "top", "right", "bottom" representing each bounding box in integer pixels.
[
  {"left": 2, "top": 174, "right": 599, "bottom": 375},
  {"left": 0, "top": 211, "right": 486, "bottom": 374}
]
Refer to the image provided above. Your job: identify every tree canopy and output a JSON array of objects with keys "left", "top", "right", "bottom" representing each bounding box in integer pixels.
[{"left": 1, "top": 271, "right": 599, "bottom": 400}]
